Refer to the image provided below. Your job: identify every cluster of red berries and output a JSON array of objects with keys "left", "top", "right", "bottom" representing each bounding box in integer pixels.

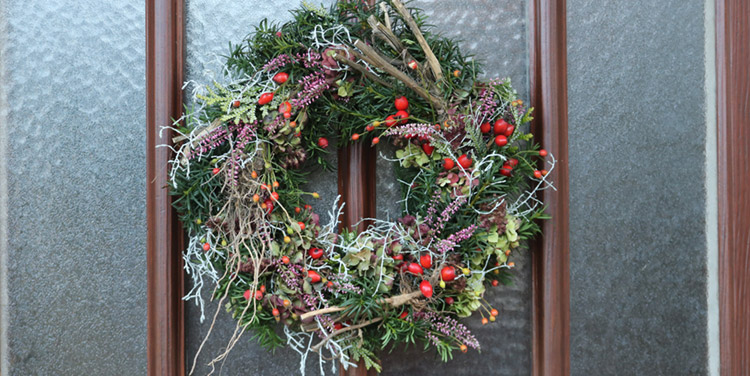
[
  {"left": 442, "top": 154, "right": 473, "bottom": 171},
  {"left": 480, "top": 118, "right": 515, "bottom": 147}
]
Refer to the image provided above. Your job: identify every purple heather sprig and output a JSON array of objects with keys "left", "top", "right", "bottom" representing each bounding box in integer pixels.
[
  {"left": 291, "top": 72, "right": 329, "bottom": 109},
  {"left": 412, "top": 311, "right": 480, "bottom": 350},
  {"left": 435, "top": 225, "right": 477, "bottom": 254},
  {"left": 263, "top": 54, "right": 295, "bottom": 72},
  {"left": 384, "top": 123, "right": 439, "bottom": 141},
  {"left": 434, "top": 196, "right": 467, "bottom": 235}
]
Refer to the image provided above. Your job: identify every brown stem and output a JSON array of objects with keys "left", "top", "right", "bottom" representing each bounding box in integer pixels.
[
  {"left": 311, "top": 317, "right": 383, "bottom": 353},
  {"left": 353, "top": 39, "right": 445, "bottom": 111},
  {"left": 300, "top": 290, "right": 423, "bottom": 321},
  {"left": 391, "top": 0, "right": 444, "bottom": 82},
  {"left": 332, "top": 52, "right": 393, "bottom": 88}
]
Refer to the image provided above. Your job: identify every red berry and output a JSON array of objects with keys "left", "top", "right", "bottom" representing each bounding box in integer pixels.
[
  {"left": 212, "top": 167, "right": 220, "bottom": 175},
  {"left": 232, "top": 100, "right": 241, "bottom": 108},
  {"left": 255, "top": 290, "right": 264, "bottom": 300},
  {"left": 504, "top": 124, "right": 515, "bottom": 137},
  {"left": 366, "top": 124, "right": 374, "bottom": 132},
  {"left": 480, "top": 122, "right": 491, "bottom": 133},
  {"left": 408, "top": 60, "right": 418, "bottom": 70},
  {"left": 384, "top": 115, "right": 397, "bottom": 127},
  {"left": 270, "top": 192, "right": 279, "bottom": 201},
  {"left": 394, "top": 110, "right": 409, "bottom": 125},
  {"left": 440, "top": 266, "right": 456, "bottom": 282},
  {"left": 445, "top": 297, "right": 454, "bottom": 305},
  {"left": 421, "top": 143, "right": 435, "bottom": 156},
  {"left": 308, "top": 248, "right": 324, "bottom": 259},
  {"left": 298, "top": 222, "right": 306, "bottom": 231},
  {"left": 399, "top": 310, "right": 409, "bottom": 319},
  {"left": 407, "top": 263, "right": 424, "bottom": 275},
  {"left": 260, "top": 285, "right": 266, "bottom": 293},
  {"left": 419, "top": 280, "right": 433, "bottom": 298},
  {"left": 258, "top": 92, "right": 274, "bottom": 105},
  {"left": 283, "top": 112, "right": 291, "bottom": 119},
  {"left": 443, "top": 158, "right": 455, "bottom": 170},
  {"left": 243, "top": 290, "right": 251, "bottom": 300},
  {"left": 281, "top": 255, "right": 290, "bottom": 264},
  {"left": 334, "top": 322, "right": 343, "bottom": 330},
  {"left": 494, "top": 119, "right": 509, "bottom": 135},
  {"left": 457, "top": 154, "right": 472, "bottom": 169},
  {"left": 492, "top": 280, "right": 499, "bottom": 287},
  {"left": 494, "top": 135, "right": 508, "bottom": 147},
  {"left": 307, "top": 270, "right": 321, "bottom": 283},
  {"left": 508, "top": 158, "right": 519, "bottom": 167},
  {"left": 272, "top": 308, "right": 280, "bottom": 317},
  {"left": 279, "top": 101, "right": 292, "bottom": 114},
  {"left": 533, "top": 170, "right": 543, "bottom": 179},
  {"left": 304, "top": 204, "right": 312, "bottom": 210},
  {"left": 351, "top": 133, "right": 360, "bottom": 141},
  {"left": 539, "top": 149, "right": 548, "bottom": 157},
  {"left": 202, "top": 243, "right": 210, "bottom": 251},
  {"left": 273, "top": 72, "right": 289, "bottom": 84},
  {"left": 317, "top": 137, "right": 329, "bottom": 149},
  {"left": 264, "top": 199, "right": 274, "bottom": 213},
  {"left": 392, "top": 254, "right": 403, "bottom": 261},
  {"left": 500, "top": 165, "right": 513, "bottom": 177},
  {"left": 394, "top": 96, "right": 409, "bottom": 111},
  {"left": 541, "top": 169, "right": 548, "bottom": 176},
  {"left": 420, "top": 254, "right": 432, "bottom": 269},
  {"left": 371, "top": 137, "right": 380, "bottom": 146}
]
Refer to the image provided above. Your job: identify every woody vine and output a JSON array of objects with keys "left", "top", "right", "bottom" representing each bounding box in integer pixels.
[{"left": 165, "top": 1, "right": 555, "bottom": 374}]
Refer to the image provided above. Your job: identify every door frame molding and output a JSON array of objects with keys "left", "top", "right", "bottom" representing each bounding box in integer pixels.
[
  {"left": 716, "top": 0, "right": 750, "bottom": 374},
  {"left": 529, "top": 0, "right": 570, "bottom": 375},
  {"left": 145, "top": 0, "right": 570, "bottom": 374},
  {"left": 146, "top": 0, "right": 185, "bottom": 374}
]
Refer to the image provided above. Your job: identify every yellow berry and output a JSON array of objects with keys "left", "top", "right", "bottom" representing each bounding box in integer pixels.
[
  {"left": 373, "top": 121, "right": 381, "bottom": 127},
  {"left": 312, "top": 192, "right": 320, "bottom": 199},
  {"left": 284, "top": 236, "right": 291, "bottom": 243},
  {"left": 439, "top": 280, "right": 446, "bottom": 289},
  {"left": 462, "top": 268, "right": 470, "bottom": 276},
  {"left": 221, "top": 239, "right": 227, "bottom": 247},
  {"left": 195, "top": 219, "right": 202, "bottom": 225},
  {"left": 489, "top": 315, "right": 496, "bottom": 322}
]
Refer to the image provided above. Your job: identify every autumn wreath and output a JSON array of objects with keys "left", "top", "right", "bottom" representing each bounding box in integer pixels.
[{"left": 166, "top": 1, "right": 554, "bottom": 374}]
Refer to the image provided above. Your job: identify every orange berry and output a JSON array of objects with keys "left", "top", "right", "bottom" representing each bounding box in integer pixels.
[
  {"left": 505, "top": 249, "right": 511, "bottom": 256},
  {"left": 251, "top": 171, "right": 258, "bottom": 179},
  {"left": 508, "top": 262, "right": 515, "bottom": 267},
  {"left": 261, "top": 203, "right": 267, "bottom": 210},
  {"left": 283, "top": 299, "right": 291, "bottom": 307},
  {"left": 272, "top": 308, "right": 280, "bottom": 316},
  {"left": 371, "top": 137, "right": 380, "bottom": 145},
  {"left": 351, "top": 133, "right": 360, "bottom": 141},
  {"left": 534, "top": 170, "right": 543, "bottom": 179},
  {"left": 541, "top": 169, "right": 548, "bottom": 176},
  {"left": 460, "top": 344, "right": 468, "bottom": 353},
  {"left": 453, "top": 69, "right": 460, "bottom": 77},
  {"left": 202, "top": 243, "right": 210, "bottom": 251},
  {"left": 294, "top": 207, "right": 301, "bottom": 214},
  {"left": 539, "top": 149, "right": 548, "bottom": 157},
  {"left": 253, "top": 194, "right": 260, "bottom": 203},
  {"left": 261, "top": 183, "right": 269, "bottom": 191},
  {"left": 271, "top": 192, "right": 279, "bottom": 201},
  {"left": 281, "top": 256, "right": 290, "bottom": 264},
  {"left": 272, "top": 181, "right": 279, "bottom": 188},
  {"left": 283, "top": 112, "right": 291, "bottom": 119},
  {"left": 491, "top": 309, "right": 499, "bottom": 317},
  {"left": 482, "top": 317, "right": 488, "bottom": 325},
  {"left": 260, "top": 285, "right": 266, "bottom": 293},
  {"left": 290, "top": 121, "right": 296, "bottom": 128}
]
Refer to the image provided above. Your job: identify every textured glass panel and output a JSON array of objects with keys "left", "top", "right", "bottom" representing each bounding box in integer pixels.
[
  {"left": 2, "top": 1, "right": 147, "bottom": 374},
  {"left": 184, "top": 1, "right": 530, "bottom": 375},
  {"left": 567, "top": 0, "right": 709, "bottom": 374}
]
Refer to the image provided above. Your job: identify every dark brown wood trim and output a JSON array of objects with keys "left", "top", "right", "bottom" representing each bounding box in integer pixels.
[
  {"left": 716, "top": 1, "right": 750, "bottom": 374},
  {"left": 338, "top": 143, "right": 377, "bottom": 233},
  {"left": 529, "top": 0, "right": 571, "bottom": 375},
  {"left": 146, "top": 0, "right": 185, "bottom": 374}
]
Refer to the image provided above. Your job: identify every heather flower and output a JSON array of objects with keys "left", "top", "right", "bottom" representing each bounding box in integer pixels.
[
  {"left": 412, "top": 311, "right": 480, "bottom": 350},
  {"left": 291, "top": 72, "right": 329, "bottom": 109}
]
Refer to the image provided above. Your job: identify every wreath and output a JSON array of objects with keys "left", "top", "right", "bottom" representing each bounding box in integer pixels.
[{"left": 166, "top": 1, "right": 554, "bottom": 374}]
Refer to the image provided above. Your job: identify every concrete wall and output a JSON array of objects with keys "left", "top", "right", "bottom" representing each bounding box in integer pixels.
[
  {"left": 0, "top": 1, "right": 147, "bottom": 375},
  {"left": 567, "top": 0, "right": 715, "bottom": 374}
]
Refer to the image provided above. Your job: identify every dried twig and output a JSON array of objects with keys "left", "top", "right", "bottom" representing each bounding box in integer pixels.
[
  {"left": 332, "top": 51, "right": 393, "bottom": 88},
  {"left": 300, "top": 290, "right": 423, "bottom": 321},
  {"left": 353, "top": 39, "right": 445, "bottom": 111},
  {"left": 311, "top": 317, "right": 383, "bottom": 352},
  {"left": 391, "top": 0, "right": 444, "bottom": 82}
]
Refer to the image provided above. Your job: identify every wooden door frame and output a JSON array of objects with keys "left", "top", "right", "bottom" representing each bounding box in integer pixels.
[
  {"left": 145, "top": 0, "right": 570, "bottom": 374},
  {"left": 716, "top": 1, "right": 750, "bottom": 374}
]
